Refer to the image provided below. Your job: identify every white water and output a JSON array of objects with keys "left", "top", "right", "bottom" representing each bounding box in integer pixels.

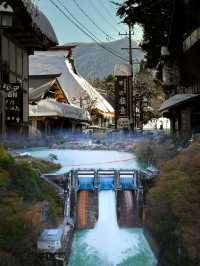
[
  {"left": 20, "top": 148, "right": 157, "bottom": 266},
  {"left": 85, "top": 191, "right": 142, "bottom": 264},
  {"left": 69, "top": 190, "right": 156, "bottom": 266}
]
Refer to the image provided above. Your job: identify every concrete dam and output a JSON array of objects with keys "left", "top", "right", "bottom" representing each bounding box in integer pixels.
[
  {"left": 29, "top": 149, "right": 156, "bottom": 266},
  {"left": 72, "top": 169, "right": 144, "bottom": 229}
]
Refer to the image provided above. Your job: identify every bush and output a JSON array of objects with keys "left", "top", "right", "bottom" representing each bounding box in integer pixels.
[
  {"left": 146, "top": 141, "right": 200, "bottom": 265},
  {"left": 0, "top": 147, "right": 61, "bottom": 265},
  {"left": 133, "top": 139, "right": 177, "bottom": 166},
  {"left": 0, "top": 170, "right": 10, "bottom": 190},
  {"left": 0, "top": 146, "right": 14, "bottom": 170}
]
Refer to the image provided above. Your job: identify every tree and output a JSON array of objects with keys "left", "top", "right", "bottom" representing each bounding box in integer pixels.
[
  {"left": 116, "top": 0, "right": 183, "bottom": 68},
  {"left": 146, "top": 141, "right": 200, "bottom": 265},
  {"left": 89, "top": 74, "right": 116, "bottom": 107},
  {"left": 134, "top": 63, "right": 165, "bottom": 123}
]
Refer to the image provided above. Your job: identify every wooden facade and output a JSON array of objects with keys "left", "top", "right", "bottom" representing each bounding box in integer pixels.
[
  {"left": 160, "top": 0, "right": 200, "bottom": 138},
  {"left": 29, "top": 74, "right": 88, "bottom": 137},
  {"left": 0, "top": 0, "right": 58, "bottom": 137}
]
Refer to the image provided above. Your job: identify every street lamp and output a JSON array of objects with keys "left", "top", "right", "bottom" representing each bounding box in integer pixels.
[{"left": 0, "top": 1, "right": 14, "bottom": 28}]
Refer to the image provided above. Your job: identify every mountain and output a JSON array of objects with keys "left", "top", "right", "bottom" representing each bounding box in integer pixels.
[{"left": 68, "top": 38, "right": 144, "bottom": 80}]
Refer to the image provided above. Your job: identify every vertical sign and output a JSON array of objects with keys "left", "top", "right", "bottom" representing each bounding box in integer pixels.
[
  {"left": 115, "top": 77, "right": 130, "bottom": 129},
  {"left": 3, "top": 83, "right": 23, "bottom": 125}
]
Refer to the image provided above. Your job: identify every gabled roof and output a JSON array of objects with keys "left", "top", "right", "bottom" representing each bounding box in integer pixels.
[
  {"left": 29, "top": 74, "right": 62, "bottom": 102},
  {"left": 30, "top": 49, "right": 115, "bottom": 117}
]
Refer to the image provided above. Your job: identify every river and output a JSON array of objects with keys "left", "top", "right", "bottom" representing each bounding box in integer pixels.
[{"left": 22, "top": 148, "right": 157, "bottom": 266}]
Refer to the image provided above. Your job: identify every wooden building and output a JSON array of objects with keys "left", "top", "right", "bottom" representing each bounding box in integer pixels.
[
  {"left": 159, "top": 0, "right": 200, "bottom": 138},
  {"left": 29, "top": 74, "right": 91, "bottom": 137},
  {"left": 30, "top": 45, "right": 115, "bottom": 130},
  {"left": 0, "top": 0, "right": 58, "bottom": 137}
]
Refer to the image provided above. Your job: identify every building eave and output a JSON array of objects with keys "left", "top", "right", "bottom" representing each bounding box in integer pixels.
[
  {"left": 5, "top": 0, "right": 58, "bottom": 51},
  {"left": 159, "top": 94, "right": 200, "bottom": 112},
  {"left": 183, "top": 26, "right": 200, "bottom": 53}
]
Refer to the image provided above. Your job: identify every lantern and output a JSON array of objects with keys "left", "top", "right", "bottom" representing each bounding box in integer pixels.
[{"left": 0, "top": 1, "right": 13, "bottom": 28}]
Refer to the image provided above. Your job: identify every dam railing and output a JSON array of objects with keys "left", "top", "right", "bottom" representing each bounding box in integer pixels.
[{"left": 69, "top": 169, "right": 144, "bottom": 192}]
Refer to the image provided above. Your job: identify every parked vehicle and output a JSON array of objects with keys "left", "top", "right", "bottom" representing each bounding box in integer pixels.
[{"left": 37, "top": 228, "right": 64, "bottom": 253}]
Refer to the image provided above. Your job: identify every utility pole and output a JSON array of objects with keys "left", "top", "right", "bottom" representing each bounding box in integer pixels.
[{"left": 119, "top": 24, "right": 141, "bottom": 131}]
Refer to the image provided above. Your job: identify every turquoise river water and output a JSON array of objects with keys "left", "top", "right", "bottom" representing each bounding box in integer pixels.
[{"left": 22, "top": 149, "right": 157, "bottom": 266}]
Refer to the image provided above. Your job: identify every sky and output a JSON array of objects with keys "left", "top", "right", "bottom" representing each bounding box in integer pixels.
[{"left": 36, "top": 0, "right": 143, "bottom": 44}]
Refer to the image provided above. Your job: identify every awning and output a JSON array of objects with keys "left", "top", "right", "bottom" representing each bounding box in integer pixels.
[
  {"left": 29, "top": 99, "right": 91, "bottom": 122},
  {"left": 159, "top": 94, "right": 200, "bottom": 111}
]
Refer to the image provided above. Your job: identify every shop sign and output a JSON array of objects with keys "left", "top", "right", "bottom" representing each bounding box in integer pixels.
[
  {"left": 117, "top": 117, "right": 130, "bottom": 129},
  {"left": 3, "top": 83, "right": 23, "bottom": 124},
  {"left": 117, "top": 78, "right": 129, "bottom": 117}
]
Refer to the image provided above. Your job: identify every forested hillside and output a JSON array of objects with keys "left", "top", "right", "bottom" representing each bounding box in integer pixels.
[
  {"left": 71, "top": 38, "right": 144, "bottom": 80},
  {"left": 146, "top": 141, "right": 200, "bottom": 266},
  {"left": 0, "top": 147, "right": 61, "bottom": 266}
]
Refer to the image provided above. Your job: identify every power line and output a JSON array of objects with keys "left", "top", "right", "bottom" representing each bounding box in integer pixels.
[
  {"left": 56, "top": 0, "right": 106, "bottom": 42},
  {"left": 56, "top": 0, "right": 127, "bottom": 59},
  {"left": 101, "top": 0, "right": 125, "bottom": 31},
  {"left": 71, "top": 0, "right": 114, "bottom": 41},
  {"left": 88, "top": 0, "right": 120, "bottom": 34},
  {"left": 56, "top": 0, "right": 124, "bottom": 57},
  {"left": 48, "top": 0, "right": 128, "bottom": 62}
]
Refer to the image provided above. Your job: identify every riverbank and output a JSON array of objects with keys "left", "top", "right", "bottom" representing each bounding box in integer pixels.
[
  {"left": 143, "top": 139, "right": 200, "bottom": 266},
  {"left": 0, "top": 146, "right": 63, "bottom": 266}
]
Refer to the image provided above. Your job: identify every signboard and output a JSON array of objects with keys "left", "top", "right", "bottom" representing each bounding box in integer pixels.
[
  {"left": 115, "top": 77, "right": 130, "bottom": 129},
  {"left": 3, "top": 83, "right": 23, "bottom": 125},
  {"left": 117, "top": 117, "right": 130, "bottom": 129}
]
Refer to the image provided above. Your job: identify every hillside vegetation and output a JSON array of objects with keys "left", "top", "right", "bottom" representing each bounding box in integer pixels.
[
  {"left": 72, "top": 38, "right": 144, "bottom": 80},
  {"left": 0, "top": 147, "right": 62, "bottom": 266},
  {"left": 146, "top": 141, "right": 200, "bottom": 266}
]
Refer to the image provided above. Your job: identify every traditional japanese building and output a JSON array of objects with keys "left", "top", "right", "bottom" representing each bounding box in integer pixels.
[
  {"left": 159, "top": 0, "right": 200, "bottom": 138},
  {"left": 29, "top": 74, "right": 90, "bottom": 137},
  {"left": 0, "top": 0, "right": 58, "bottom": 137},
  {"left": 30, "top": 45, "right": 115, "bottom": 129}
]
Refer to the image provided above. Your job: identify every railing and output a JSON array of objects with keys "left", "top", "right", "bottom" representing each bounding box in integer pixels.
[{"left": 71, "top": 169, "right": 143, "bottom": 191}]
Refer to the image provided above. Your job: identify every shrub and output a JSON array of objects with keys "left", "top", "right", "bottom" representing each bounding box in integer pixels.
[
  {"left": 146, "top": 141, "right": 200, "bottom": 265},
  {"left": 0, "top": 146, "right": 14, "bottom": 170}
]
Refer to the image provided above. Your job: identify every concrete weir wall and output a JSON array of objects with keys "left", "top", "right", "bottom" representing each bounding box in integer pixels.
[
  {"left": 76, "top": 191, "right": 98, "bottom": 229},
  {"left": 117, "top": 191, "right": 142, "bottom": 228}
]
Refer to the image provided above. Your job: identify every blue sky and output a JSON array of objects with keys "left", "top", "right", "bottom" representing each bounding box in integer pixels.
[{"left": 37, "top": 0, "right": 143, "bottom": 44}]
